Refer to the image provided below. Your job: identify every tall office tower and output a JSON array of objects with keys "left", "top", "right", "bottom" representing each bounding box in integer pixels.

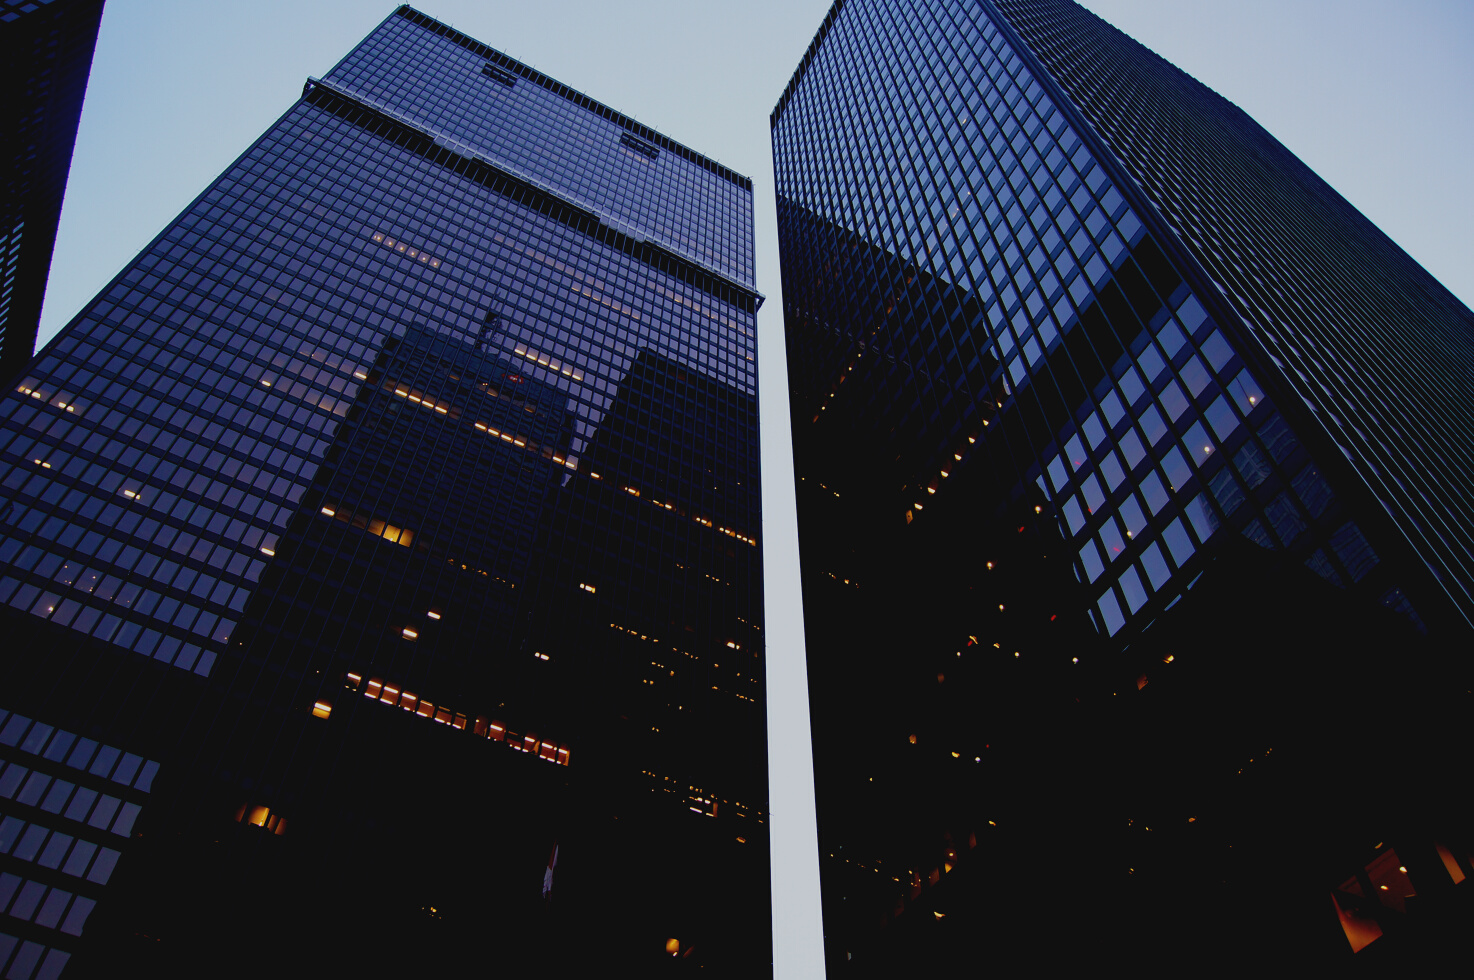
[
  {"left": 0, "top": 0, "right": 105, "bottom": 381},
  {"left": 0, "top": 6, "right": 768, "bottom": 976},
  {"left": 773, "top": 0, "right": 1473, "bottom": 972}
]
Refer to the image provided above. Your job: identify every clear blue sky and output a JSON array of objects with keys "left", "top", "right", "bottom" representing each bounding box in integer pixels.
[
  {"left": 36, "top": 3, "right": 1474, "bottom": 977},
  {"left": 37, "top": 0, "right": 1474, "bottom": 349}
]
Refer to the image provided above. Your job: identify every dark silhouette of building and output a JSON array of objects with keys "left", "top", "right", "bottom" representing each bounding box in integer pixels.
[
  {"left": 0, "top": 0, "right": 105, "bottom": 381},
  {"left": 0, "top": 7, "right": 767, "bottom": 976},
  {"left": 772, "top": 1, "right": 1474, "bottom": 973}
]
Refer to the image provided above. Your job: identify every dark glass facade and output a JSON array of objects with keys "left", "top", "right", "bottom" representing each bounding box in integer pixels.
[
  {"left": 0, "top": 7, "right": 768, "bottom": 976},
  {"left": 0, "top": 0, "right": 105, "bottom": 381},
  {"left": 774, "top": 0, "right": 1473, "bottom": 972}
]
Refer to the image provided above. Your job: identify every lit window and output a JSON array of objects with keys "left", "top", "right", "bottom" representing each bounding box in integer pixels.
[
  {"left": 235, "top": 803, "right": 287, "bottom": 835},
  {"left": 350, "top": 670, "right": 568, "bottom": 763},
  {"left": 312, "top": 701, "right": 332, "bottom": 719}
]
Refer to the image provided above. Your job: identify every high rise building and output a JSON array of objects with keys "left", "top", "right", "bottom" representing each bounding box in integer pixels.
[
  {"left": 0, "top": 6, "right": 768, "bottom": 976},
  {"left": 773, "top": 0, "right": 1473, "bottom": 972},
  {"left": 0, "top": 0, "right": 105, "bottom": 382}
]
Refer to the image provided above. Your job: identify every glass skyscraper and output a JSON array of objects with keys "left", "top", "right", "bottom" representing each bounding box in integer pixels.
[
  {"left": 774, "top": 0, "right": 1472, "bottom": 972},
  {"left": 0, "top": 6, "right": 768, "bottom": 976},
  {"left": 0, "top": 0, "right": 106, "bottom": 381}
]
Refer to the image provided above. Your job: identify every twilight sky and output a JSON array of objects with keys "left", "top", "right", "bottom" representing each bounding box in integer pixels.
[{"left": 35, "top": 3, "right": 1474, "bottom": 976}]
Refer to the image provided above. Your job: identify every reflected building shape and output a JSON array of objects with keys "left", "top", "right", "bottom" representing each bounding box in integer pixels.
[
  {"left": 773, "top": 0, "right": 1473, "bottom": 973},
  {"left": 0, "top": 0, "right": 105, "bottom": 380},
  {"left": 0, "top": 6, "right": 767, "bottom": 976}
]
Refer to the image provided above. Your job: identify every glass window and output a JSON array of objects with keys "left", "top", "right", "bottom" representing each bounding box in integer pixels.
[
  {"left": 1100, "top": 517, "right": 1126, "bottom": 562},
  {"left": 1136, "top": 343, "right": 1165, "bottom": 382},
  {"left": 1120, "top": 565, "right": 1148, "bottom": 612},
  {"left": 1139, "top": 405, "right": 1168, "bottom": 445},
  {"left": 1159, "top": 380, "right": 1189, "bottom": 421},
  {"left": 1176, "top": 294, "right": 1208, "bottom": 333},
  {"left": 1163, "top": 517, "right": 1194, "bottom": 566},
  {"left": 1180, "top": 355, "right": 1211, "bottom": 397},
  {"left": 1204, "top": 395, "right": 1238, "bottom": 441},
  {"left": 1209, "top": 468, "right": 1245, "bottom": 516},
  {"left": 1140, "top": 470, "right": 1169, "bottom": 514},
  {"left": 1200, "top": 330, "right": 1234, "bottom": 372},
  {"left": 1182, "top": 421, "right": 1214, "bottom": 464},
  {"left": 1186, "top": 493, "right": 1217, "bottom": 542},
  {"left": 1233, "top": 442, "right": 1273, "bottom": 490},
  {"left": 1227, "top": 369, "right": 1262, "bottom": 413},
  {"left": 1143, "top": 539, "right": 1167, "bottom": 583}
]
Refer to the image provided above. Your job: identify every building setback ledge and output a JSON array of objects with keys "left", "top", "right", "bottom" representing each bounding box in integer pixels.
[{"left": 302, "top": 77, "right": 763, "bottom": 314}]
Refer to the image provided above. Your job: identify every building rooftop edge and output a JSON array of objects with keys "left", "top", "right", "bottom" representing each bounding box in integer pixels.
[
  {"left": 398, "top": 6, "right": 754, "bottom": 192},
  {"left": 770, "top": 0, "right": 847, "bottom": 129}
]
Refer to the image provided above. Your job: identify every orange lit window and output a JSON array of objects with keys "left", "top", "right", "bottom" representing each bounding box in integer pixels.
[
  {"left": 371, "top": 230, "right": 442, "bottom": 269},
  {"left": 348, "top": 670, "right": 567, "bottom": 764},
  {"left": 234, "top": 803, "right": 287, "bottom": 836},
  {"left": 323, "top": 503, "right": 415, "bottom": 548}
]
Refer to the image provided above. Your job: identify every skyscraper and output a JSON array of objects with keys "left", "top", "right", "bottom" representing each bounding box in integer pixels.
[
  {"left": 0, "top": 6, "right": 768, "bottom": 976},
  {"left": 773, "top": 0, "right": 1473, "bottom": 972},
  {"left": 0, "top": 0, "right": 105, "bottom": 381}
]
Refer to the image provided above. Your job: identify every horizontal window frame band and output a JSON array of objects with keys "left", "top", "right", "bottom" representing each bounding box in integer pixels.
[
  {"left": 301, "top": 79, "right": 763, "bottom": 315},
  {"left": 618, "top": 133, "right": 661, "bottom": 160},
  {"left": 478, "top": 63, "right": 517, "bottom": 87}
]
